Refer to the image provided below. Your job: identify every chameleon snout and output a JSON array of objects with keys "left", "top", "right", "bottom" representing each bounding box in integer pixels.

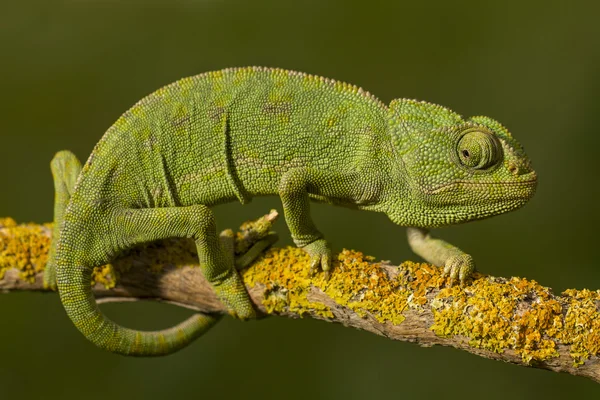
[{"left": 507, "top": 159, "right": 536, "bottom": 179}]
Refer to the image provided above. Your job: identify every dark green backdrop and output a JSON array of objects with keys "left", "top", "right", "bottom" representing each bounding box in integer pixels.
[{"left": 1, "top": 1, "right": 599, "bottom": 398}]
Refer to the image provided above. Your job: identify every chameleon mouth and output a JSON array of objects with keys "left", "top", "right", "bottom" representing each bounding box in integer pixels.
[{"left": 424, "top": 178, "right": 538, "bottom": 195}]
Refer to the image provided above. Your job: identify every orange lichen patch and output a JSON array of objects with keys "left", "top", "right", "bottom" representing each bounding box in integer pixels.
[
  {"left": 430, "top": 276, "right": 568, "bottom": 363},
  {"left": 243, "top": 247, "right": 410, "bottom": 324},
  {"left": 511, "top": 279, "right": 563, "bottom": 363},
  {"left": 396, "top": 261, "right": 446, "bottom": 307},
  {"left": 559, "top": 288, "right": 600, "bottom": 365},
  {"left": 0, "top": 218, "right": 51, "bottom": 282}
]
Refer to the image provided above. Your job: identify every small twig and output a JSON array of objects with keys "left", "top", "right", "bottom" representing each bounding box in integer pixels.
[{"left": 0, "top": 216, "right": 598, "bottom": 383}]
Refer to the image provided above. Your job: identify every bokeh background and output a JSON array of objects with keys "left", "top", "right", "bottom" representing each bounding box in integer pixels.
[{"left": 1, "top": 0, "right": 599, "bottom": 398}]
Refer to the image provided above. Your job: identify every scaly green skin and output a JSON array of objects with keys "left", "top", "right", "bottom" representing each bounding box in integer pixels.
[{"left": 43, "top": 66, "right": 537, "bottom": 356}]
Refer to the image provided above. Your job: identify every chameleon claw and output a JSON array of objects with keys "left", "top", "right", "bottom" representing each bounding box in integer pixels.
[
  {"left": 321, "top": 253, "right": 331, "bottom": 274},
  {"left": 309, "top": 257, "right": 321, "bottom": 277}
]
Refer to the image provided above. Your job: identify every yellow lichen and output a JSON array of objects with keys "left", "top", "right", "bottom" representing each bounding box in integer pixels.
[
  {"left": 428, "top": 274, "right": 597, "bottom": 364},
  {"left": 324, "top": 250, "right": 408, "bottom": 325},
  {"left": 0, "top": 217, "right": 18, "bottom": 228},
  {"left": 242, "top": 246, "right": 334, "bottom": 318},
  {"left": 91, "top": 264, "right": 117, "bottom": 289},
  {"left": 396, "top": 261, "right": 446, "bottom": 308},
  {"left": 1, "top": 217, "right": 599, "bottom": 366},
  {"left": 244, "top": 245, "right": 599, "bottom": 366},
  {"left": 0, "top": 218, "right": 199, "bottom": 289},
  {"left": 100, "top": 237, "right": 199, "bottom": 288},
  {"left": 0, "top": 218, "right": 51, "bottom": 282},
  {"left": 243, "top": 247, "right": 410, "bottom": 324},
  {"left": 559, "top": 288, "right": 600, "bottom": 365}
]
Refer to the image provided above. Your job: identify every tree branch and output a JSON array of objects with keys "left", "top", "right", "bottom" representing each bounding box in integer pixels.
[{"left": 0, "top": 216, "right": 598, "bottom": 383}]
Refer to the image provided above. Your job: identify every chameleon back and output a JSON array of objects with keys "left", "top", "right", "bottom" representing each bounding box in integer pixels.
[{"left": 71, "top": 67, "right": 391, "bottom": 213}]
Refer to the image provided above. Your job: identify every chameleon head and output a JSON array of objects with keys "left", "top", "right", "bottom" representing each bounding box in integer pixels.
[{"left": 386, "top": 99, "right": 537, "bottom": 227}]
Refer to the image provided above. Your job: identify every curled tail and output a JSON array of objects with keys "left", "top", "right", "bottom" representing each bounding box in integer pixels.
[
  {"left": 57, "top": 263, "right": 219, "bottom": 356},
  {"left": 49, "top": 150, "right": 219, "bottom": 356}
]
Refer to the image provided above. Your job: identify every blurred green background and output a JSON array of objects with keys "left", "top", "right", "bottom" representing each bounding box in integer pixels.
[{"left": 1, "top": 0, "right": 599, "bottom": 398}]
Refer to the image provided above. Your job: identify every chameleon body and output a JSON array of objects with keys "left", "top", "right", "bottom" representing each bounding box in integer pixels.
[{"left": 44, "top": 67, "right": 537, "bottom": 356}]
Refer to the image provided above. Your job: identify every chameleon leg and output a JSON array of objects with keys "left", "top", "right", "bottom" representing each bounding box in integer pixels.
[
  {"left": 219, "top": 229, "right": 236, "bottom": 268},
  {"left": 278, "top": 168, "right": 351, "bottom": 274},
  {"left": 278, "top": 169, "right": 328, "bottom": 270},
  {"left": 112, "top": 205, "right": 256, "bottom": 320},
  {"left": 278, "top": 169, "right": 332, "bottom": 273},
  {"left": 57, "top": 204, "right": 253, "bottom": 356},
  {"left": 279, "top": 168, "right": 371, "bottom": 276},
  {"left": 43, "top": 150, "right": 82, "bottom": 290},
  {"left": 406, "top": 227, "right": 475, "bottom": 285}
]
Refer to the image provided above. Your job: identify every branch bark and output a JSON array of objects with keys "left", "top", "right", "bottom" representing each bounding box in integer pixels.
[{"left": 0, "top": 217, "right": 598, "bottom": 383}]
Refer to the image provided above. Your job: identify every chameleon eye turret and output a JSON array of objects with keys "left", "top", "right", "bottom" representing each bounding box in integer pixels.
[{"left": 456, "top": 129, "right": 502, "bottom": 170}]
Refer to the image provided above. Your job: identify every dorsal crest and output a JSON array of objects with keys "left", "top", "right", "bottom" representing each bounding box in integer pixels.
[{"left": 389, "top": 99, "right": 463, "bottom": 134}]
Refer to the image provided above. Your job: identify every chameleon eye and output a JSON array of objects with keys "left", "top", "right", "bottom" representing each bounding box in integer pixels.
[{"left": 457, "top": 130, "right": 501, "bottom": 170}]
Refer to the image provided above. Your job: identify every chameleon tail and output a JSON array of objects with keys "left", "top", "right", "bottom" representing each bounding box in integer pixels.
[
  {"left": 57, "top": 264, "right": 220, "bottom": 356},
  {"left": 48, "top": 151, "right": 220, "bottom": 355}
]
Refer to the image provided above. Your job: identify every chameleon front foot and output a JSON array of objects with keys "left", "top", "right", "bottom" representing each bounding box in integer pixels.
[
  {"left": 442, "top": 253, "right": 475, "bottom": 286},
  {"left": 302, "top": 238, "right": 333, "bottom": 277},
  {"left": 407, "top": 227, "right": 476, "bottom": 286}
]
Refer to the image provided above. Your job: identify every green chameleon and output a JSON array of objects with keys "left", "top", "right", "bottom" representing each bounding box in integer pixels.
[{"left": 43, "top": 66, "right": 537, "bottom": 356}]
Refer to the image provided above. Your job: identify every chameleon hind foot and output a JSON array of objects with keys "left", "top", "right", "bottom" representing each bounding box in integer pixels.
[
  {"left": 211, "top": 268, "right": 256, "bottom": 320},
  {"left": 214, "top": 211, "right": 280, "bottom": 318}
]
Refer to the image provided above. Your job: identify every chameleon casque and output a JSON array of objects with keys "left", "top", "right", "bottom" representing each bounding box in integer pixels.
[{"left": 43, "top": 66, "right": 537, "bottom": 356}]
